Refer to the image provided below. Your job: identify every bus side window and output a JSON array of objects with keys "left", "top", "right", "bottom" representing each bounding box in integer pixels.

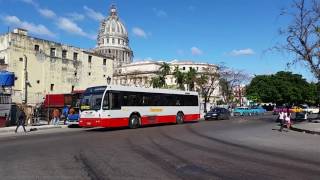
[
  {"left": 111, "top": 92, "right": 121, "bottom": 110},
  {"left": 102, "top": 93, "right": 109, "bottom": 110}
]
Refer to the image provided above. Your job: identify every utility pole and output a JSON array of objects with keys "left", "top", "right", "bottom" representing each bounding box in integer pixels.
[{"left": 23, "top": 55, "right": 28, "bottom": 104}]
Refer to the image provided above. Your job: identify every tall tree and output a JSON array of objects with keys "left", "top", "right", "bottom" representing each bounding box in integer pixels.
[
  {"left": 219, "top": 68, "right": 250, "bottom": 105},
  {"left": 173, "top": 66, "right": 185, "bottom": 90},
  {"left": 278, "top": 0, "right": 320, "bottom": 111},
  {"left": 246, "top": 71, "right": 316, "bottom": 105},
  {"left": 185, "top": 67, "right": 197, "bottom": 91},
  {"left": 195, "top": 67, "right": 220, "bottom": 113},
  {"left": 151, "top": 62, "right": 171, "bottom": 88}
]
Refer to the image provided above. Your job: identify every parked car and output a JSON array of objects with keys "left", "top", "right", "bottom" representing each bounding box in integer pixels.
[
  {"left": 251, "top": 106, "right": 267, "bottom": 115},
  {"left": 290, "top": 106, "right": 303, "bottom": 113},
  {"left": 233, "top": 107, "right": 253, "bottom": 116},
  {"left": 204, "top": 107, "right": 231, "bottom": 120},
  {"left": 300, "top": 105, "right": 319, "bottom": 114}
]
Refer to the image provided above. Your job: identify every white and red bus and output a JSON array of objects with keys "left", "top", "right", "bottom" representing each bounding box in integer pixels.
[{"left": 79, "top": 85, "right": 200, "bottom": 128}]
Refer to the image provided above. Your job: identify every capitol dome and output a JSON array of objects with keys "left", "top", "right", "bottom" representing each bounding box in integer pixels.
[{"left": 95, "top": 5, "right": 133, "bottom": 68}]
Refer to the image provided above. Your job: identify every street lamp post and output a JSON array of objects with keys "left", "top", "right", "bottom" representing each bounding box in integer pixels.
[{"left": 107, "top": 76, "right": 111, "bottom": 85}]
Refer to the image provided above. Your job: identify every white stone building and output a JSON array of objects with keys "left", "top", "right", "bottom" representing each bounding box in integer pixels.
[
  {"left": 113, "top": 60, "right": 222, "bottom": 103},
  {"left": 95, "top": 5, "right": 133, "bottom": 68},
  {"left": 0, "top": 28, "right": 113, "bottom": 105}
]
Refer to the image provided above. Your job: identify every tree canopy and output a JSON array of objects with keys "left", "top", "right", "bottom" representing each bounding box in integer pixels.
[{"left": 246, "top": 71, "right": 318, "bottom": 105}]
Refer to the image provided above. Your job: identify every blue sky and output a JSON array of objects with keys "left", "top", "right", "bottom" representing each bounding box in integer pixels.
[{"left": 0, "top": 0, "right": 316, "bottom": 81}]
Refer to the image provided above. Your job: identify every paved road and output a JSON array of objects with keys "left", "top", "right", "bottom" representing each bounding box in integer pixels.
[{"left": 0, "top": 115, "right": 319, "bottom": 180}]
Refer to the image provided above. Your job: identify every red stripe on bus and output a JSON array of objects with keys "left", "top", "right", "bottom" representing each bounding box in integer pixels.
[{"left": 79, "top": 114, "right": 200, "bottom": 128}]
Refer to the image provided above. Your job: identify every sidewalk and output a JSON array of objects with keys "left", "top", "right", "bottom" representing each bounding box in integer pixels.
[
  {"left": 0, "top": 121, "right": 67, "bottom": 135},
  {"left": 291, "top": 119, "right": 320, "bottom": 135}
]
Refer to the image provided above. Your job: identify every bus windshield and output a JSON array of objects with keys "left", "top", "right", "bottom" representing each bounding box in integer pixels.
[
  {"left": 80, "top": 93, "right": 104, "bottom": 111},
  {"left": 80, "top": 86, "right": 107, "bottom": 111}
]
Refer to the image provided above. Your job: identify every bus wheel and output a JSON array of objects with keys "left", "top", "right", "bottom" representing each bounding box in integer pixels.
[
  {"left": 176, "top": 112, "right": 184, "bottom": 124},
  {"left": 129, "top": 115, "right": 139, "bottom": 129}
]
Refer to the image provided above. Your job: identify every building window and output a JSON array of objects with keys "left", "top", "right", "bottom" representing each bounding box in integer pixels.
[
  {"left": 50, "top": 48, "right": 56, "bottom": 57},
  {"left": 88, "top": 72, "right": 91, "bottom": 76},
  {"left": 73, "top": 52, "right": 78, "bottom": 60},
  {"left": 103, "top": 59, "right": 106, "bottom": 65},
  {"left": 15, "top": 77, "right": 18, "bottom": 80},
  {"left": 107, "top": 38, "right": 109, "bottom": 44},
  {"left": 71, "top": 86, "right": 74, "bottom": 92},
  {"left": 118, "top": 39, "right": 120, "bottom": 44},
  {"left": 88, "top": 55, "right": 92, "bottom": 63},
  {"left": 182, "top": 67, "right": 185, "bottom": 70},
  {"left": 189, "top": 67, "right": 192, "bottom": 71},
  {"left": 19, "top": 57, "right": 23, "bottom": 62},
  {"left": 103, "top": 75, "right": 106, "bottom": 78},
  {"left": 197, "top": 67, "right": 199, "bottom": 70},
  {"left": 50, "top": 84, "right": 54, "bottom": 91},
  {"left": 0, "top": 58, "right": 5, "bottom": 64},
  {"left": 112, "top": 38, "right": 114, "bottom": 44},
  {"left": 62, "top": 50, "right": 67, "bottom": 59},
  {"left": 74, "top": 72, "right": 77, "bottom": 76},
  {"left": 37, "top": 80, "right": 40, "bottom": 84},
  {"left": 34, "top": 45, "right": 39, "bottom": 51}
]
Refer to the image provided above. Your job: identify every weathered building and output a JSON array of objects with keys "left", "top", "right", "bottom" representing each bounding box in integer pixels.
[{"left": 0, "top": 28, "right": 113, "bottom": 105}]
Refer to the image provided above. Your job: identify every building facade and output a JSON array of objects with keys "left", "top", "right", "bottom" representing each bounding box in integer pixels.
[
  {"left": 113, "top": 60, "right": 222, "bottom": 103},
  {"left": 0, "top": 28, "right": 113, "bottom": 105},
  {"left": 95, "top": 5, "right": 133, "bottom": 68}
]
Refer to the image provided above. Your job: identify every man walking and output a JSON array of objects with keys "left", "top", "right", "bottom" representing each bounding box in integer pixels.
[{"left": 15, "top": 106, "right": 27, "bottom": 133}]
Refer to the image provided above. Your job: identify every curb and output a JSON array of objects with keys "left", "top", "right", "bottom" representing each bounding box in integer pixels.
[
  {"left": 0, "top": 125, "right": 66, "bottom": 134},
  {"left": 290, "top": 125, "right": 320, "bottom": 135}
]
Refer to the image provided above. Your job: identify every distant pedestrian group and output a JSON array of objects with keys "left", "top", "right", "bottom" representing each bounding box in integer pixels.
[{"left": 279, "top": 110, "right": 291, "bottom": 132}]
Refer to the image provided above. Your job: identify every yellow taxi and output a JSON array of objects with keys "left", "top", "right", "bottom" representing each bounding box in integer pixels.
[{"left": 289, "top": 106, "right": 303, "bottom": 113}]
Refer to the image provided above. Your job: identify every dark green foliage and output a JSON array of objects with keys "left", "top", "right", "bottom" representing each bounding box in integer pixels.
[{"left": 246, "top": 71, "right": 317, "bottom": 105}]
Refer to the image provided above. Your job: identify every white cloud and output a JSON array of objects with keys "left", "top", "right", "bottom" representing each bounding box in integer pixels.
[
  {"left": 38, "top": 8, "right": 56, "bottom": 19},
  {"left": 67, "top": 12, "right": 85, "bottom": 21},
  {"left": 229, "top": 48, "right": 255, "bottom": 56},
  {"left": 191, "top": 47, "right": 203, "bottom": 56},
  {"left": 21, "top": 0, "right": 38, "bottom": 7},
  {"left": 152, "top": 8, "right": 167, "bottom": 17},
  {"left": 83, "top": 6, "right": 104, "bottom": 21},
  {"left": 57, "top": 17, "right": 86, "bottom": 36},
  {"left": 2, "top": 15, "right": 55, "bottom": 37},
  {"left": 132, "top": 27, "right": 147, "bottom": 38}
]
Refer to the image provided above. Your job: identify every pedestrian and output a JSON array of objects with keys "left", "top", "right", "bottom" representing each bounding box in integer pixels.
[
  {"left": 15, "top": 105, "right": 27, "bottom": 133},
  {"left": 285, "top": 111, "right": 291, "bottom": 129},
  {"left": 62, "top": 106, "right": 69, "bottom": 125},
  {"left": 52, "top": 108, "right": 60, "bottom": 126},
  {"left": 278, "top": 111, "right": 285, "bottom": 132}
]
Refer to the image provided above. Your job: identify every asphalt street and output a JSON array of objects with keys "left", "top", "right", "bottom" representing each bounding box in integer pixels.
[{"left": 0, "top": 115, "right": 319, "bottom": 180}]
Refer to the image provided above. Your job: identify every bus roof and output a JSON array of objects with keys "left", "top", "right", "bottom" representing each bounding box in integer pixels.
[{"left": 85, "top": 85, "right": 198, "bottom": 96}]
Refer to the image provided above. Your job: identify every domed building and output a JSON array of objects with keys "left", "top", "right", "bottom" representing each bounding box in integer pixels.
[{"left": 95, "top": 5, "right": 133, "bottom": 68}]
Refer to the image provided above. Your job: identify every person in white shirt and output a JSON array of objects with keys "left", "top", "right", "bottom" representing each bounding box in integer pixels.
[
  {"left": 279, "top": 111, "right": 285, "bottom": 132},
  {"left": 285, "top": 112, "right": 291, "bottom": 129}
]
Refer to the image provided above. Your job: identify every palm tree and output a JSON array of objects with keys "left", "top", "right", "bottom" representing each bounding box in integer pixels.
[
  {"left": 185, "top": 67, "right": 197, "bottom": 91},
  {"left": 150, "top": 76, "right": 162, "bottom": 88},
  {"left": 159, "top": 62, "right": 170, "bottom": 76},
  {"left": 173, "top": 66, "right": 185, "bottom": 90},
  {"left": 151, "top": 62, "right": 170, "bottom": 88}
]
